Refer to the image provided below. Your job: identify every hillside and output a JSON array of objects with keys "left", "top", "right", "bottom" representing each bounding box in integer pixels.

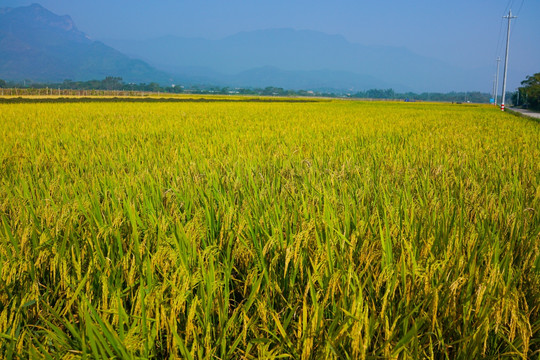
[
  {"left": 0, "top": 4, "right": 171, "bottom": 84},
  {"left": 104, "top": 29, "right": 489, "bottom": 92}
]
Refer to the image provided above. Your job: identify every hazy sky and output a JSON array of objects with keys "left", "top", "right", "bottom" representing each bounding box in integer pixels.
[{"left": 4, "top": 0, "right": 540, "bottom": 91}]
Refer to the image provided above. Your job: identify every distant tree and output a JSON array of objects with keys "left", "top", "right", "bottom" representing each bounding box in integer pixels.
[
  {"left": 62, "top": 79, "right": 75, "bottom": 89},
  {"left": 102, "top": 76, "right": 123, "bottom": 90},
  {"left": 511, "top": 90, "right": 521, "bottom": 106},
  {"left": 518, "top": 72, "right": 540, "bottom": 110},
  {"left": 261, "top": 87, "right": 286, "bottom": 96},
  {"left": 148, "top": 82, "right": 161, "bottom": 92},
  {"left": 0, "top": 79, "right": 6, "bottom": 88}
]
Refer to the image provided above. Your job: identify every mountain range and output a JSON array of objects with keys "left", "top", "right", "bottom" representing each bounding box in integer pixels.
[
  {"left": 105, "top": 30, "right": 490, "bottom": 92},
  {"left": 0, "top": 4, "right": 489, "bottom": 92},
  {"left": 0, "top": 4, "right": 171, "bottom": 84}
]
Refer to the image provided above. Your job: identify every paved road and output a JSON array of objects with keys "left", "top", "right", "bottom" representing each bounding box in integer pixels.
[{"left": 509, "top": 108, "right": 540, "bottom": 119}]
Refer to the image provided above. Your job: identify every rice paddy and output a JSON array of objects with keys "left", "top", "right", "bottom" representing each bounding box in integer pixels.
[{"left": 0, "top": 100, "right": 539, "bottom": 358}]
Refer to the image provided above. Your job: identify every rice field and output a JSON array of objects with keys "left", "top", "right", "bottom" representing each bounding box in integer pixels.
[{"left": 0, "top": 100, "right": 539, "bottom": 358}]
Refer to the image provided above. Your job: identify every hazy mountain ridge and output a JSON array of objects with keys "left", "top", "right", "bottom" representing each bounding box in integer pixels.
[
  {"left": 231, "top": 66, "right": 395, "bottom": 91},
  {"left": 103, "top": 29, "right": 489, "bottom": 92},
  {"left": 0, "top": 3, "right": 171, "bottom": 84},
  {"left": 0, "top": 4, "right": 490, "bottom": 92}
]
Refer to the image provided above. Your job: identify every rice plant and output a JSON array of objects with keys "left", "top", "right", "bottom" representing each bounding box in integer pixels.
[{"left": 0, "top": 100, "right": 538, "bottom": 358}]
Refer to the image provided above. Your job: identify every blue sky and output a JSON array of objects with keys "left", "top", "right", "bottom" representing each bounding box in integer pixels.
[{"left": 3, "top": 0, "right": 540, "bottom": 91}]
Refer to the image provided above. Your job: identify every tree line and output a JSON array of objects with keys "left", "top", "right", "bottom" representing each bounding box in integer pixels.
[
  {"left": 0, "top": 76, "right": 514, "bottom": 104},
  {"left": 512, "top": 72, "right": 540, "bottom": 110}
]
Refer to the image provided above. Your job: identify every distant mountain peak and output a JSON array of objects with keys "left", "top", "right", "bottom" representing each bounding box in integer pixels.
[
  {"left": 103, "top": 28, "right": 486, "bottom": 92},
  {"left": 24, "top": 3, "right": 78, "bottom": 32},
  {"left": 29, "top": 3, "right": 45, "bottom": 9},
  {"left": 0, "top": 2, "right": 81, "bottom": 35},
  {"left": 0, "top": 4, "right": 171, "bottom": 84},
  {"left": 223, "top": 27, "right": 349, "bottom": 45}
]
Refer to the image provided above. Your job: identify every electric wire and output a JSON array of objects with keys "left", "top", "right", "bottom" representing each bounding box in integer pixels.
[
  {"left": 510, "top": 0, "right": 524, "bottom": 41},
  {"left": 492, "top": 0, "right": 514, "bottom": 101},
  {"left": 502, "top": 0, "right": 513, "bottom": 16},
  {"left": 495, "top": 18, "right": 504, "bottom": 59},
  {"left": 516, "top": 0, "right": 525, "bottom": 16}
]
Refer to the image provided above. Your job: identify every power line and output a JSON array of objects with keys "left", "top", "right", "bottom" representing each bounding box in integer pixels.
[
  {"left": 501, "top": 9, "right": 517, "bottom": 112},
  {"left": 495, "top": 18, "right": 505, "bottom": 59},
  {"left": 502, "top": 0, "right": 514, "bottom": 16},
  {"left": 510, "top": 0, "right": 524, "bottom": 40},
  {"left": 516, "top": 0, "right": 525, "bottom": 16},
  {"left": 495, "top": 57, "right": 501, "bottom": 106},
  {"left": 492, "top": 1, "right": 521, "bottom": 107},
  {"left": 495, "top": 0, "right": 514, "bottom": 59}
]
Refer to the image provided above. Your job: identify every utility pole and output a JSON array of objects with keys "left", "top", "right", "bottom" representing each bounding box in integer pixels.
[
  {"left": 494, "top": 57, "right": 501, "bottom": 106},
  {"left": 501, "top": 9, "right": 517, "bottom": 111},
  {"left": 492, "top": 74, "right": 496, "bottom": 103}
]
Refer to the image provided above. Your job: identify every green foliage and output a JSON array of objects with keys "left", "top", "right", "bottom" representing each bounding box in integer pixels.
[
  {"left": 519, "top": 72, "right": 540, "bottom": 110},
  {"left": 0, "top": 101, "right": 539, "bottom": 358},
  {"left": 0, "top": 76, "right": 497, "bottom": 102}
]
